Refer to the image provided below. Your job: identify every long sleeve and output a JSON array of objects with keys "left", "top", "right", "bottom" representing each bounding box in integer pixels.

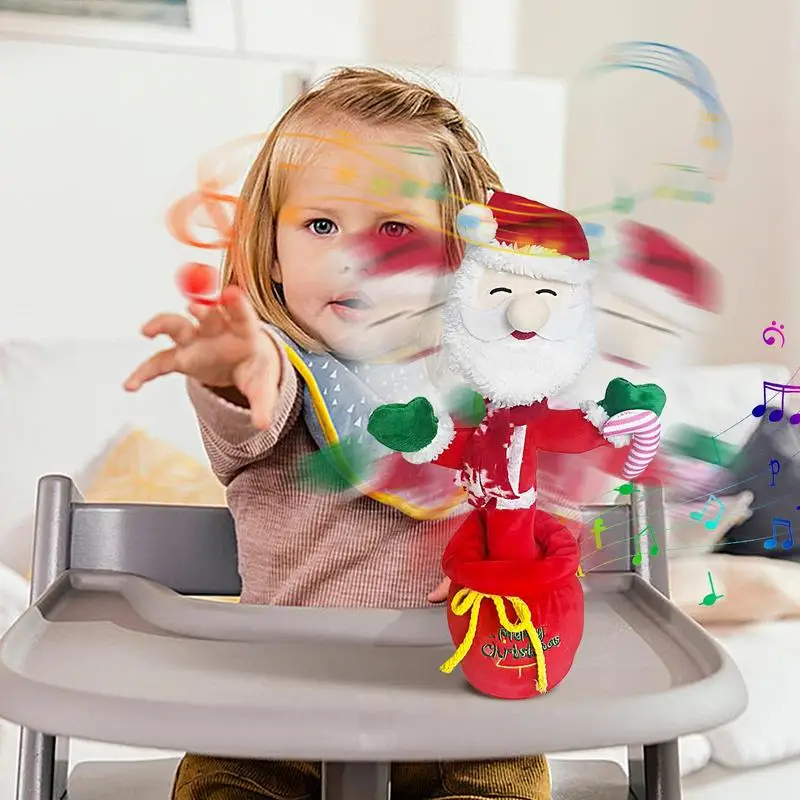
[
  {"left": 187, "top": 330, "right": 303, "bottom": 485},
  {"left": 535, "top": 402, "right": 613, "bottom": 455}
]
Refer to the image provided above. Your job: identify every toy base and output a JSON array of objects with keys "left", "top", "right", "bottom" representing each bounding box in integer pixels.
[{"left": 445, "top": 580, "right": 584, "bottom": 700}]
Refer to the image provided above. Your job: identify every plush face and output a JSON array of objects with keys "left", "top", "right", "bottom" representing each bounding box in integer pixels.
[{"left": 442, "top": 255, "right": 597, "bottom": 407}]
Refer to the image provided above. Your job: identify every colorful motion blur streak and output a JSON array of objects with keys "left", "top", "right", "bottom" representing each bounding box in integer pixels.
[{"left": 576, "top": 41, "right": 733, "bottom": 253}]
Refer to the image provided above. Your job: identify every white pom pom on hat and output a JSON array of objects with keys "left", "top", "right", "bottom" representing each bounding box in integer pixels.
[
  {"left": 456, "top": 203, "right": 498, "bottom": 244},
  {"left": 454, "top": 192, "right": 595, "bottom": 285}
]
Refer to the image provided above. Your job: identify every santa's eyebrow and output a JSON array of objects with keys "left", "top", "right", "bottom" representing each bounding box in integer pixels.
[{"left": 596, "top": 307, "right": 677, "bottom": 335}]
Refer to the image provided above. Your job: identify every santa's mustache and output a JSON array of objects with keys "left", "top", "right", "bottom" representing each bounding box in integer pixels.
[{"left": 441, "top": 311, "right": 597, "bottom": 406}]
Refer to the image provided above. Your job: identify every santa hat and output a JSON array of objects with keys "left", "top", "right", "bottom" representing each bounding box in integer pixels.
[
  {"left": 610, "top": 221, "right": 719, "bottom": 331},
  {"left": 455, "top": 192, "right": 595, "bottom": 285}
]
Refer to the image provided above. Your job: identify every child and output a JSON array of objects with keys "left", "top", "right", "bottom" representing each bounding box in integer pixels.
[{"left": 125, "top": 67, "right": 551, "bottom": 800}]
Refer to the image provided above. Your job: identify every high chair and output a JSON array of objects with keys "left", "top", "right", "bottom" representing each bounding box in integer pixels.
[{"left": 0, "top": 475, "right": 746, "bottom": 800}]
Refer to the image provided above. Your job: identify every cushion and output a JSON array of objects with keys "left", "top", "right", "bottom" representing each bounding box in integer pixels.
[
  {"left": 669, "top": 553, "right": 800, "bottom": 625},
  {"left": 714, "top": 412, "right": 800, "bottom": 561},
  {"left": 0, "top": 339, "right": 206, "bottom": 574},
  {"left": 705, "top": 617, "right": 800, "bottom": 767},
  {"left": 665, "top": 490, "right": 754, "bottom": 557},
  {"left": 84, "top": 429, "right": 225, "bottom": 506}
]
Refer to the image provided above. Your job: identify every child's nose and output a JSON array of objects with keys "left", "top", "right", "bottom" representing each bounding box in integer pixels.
[{"left": 506, "top": 293, "right": 550, "bottom": 333}]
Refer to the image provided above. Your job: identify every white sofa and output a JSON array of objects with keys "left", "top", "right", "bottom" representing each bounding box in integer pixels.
[{"left": 2, "top": 337, "right": 800, "bottom": 799}]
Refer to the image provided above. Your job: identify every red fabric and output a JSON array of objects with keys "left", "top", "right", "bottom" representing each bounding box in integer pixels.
[
  {"left": 435, "top": 402, "right": 609, "bottom": 514},
  {"left": 443, "top": 508, "right": 583, "bottom": 699},
  {"left": 345, "top": 228, "right": 460, "bottom": 279},
  {"left": 487, "top": 192, "right": 590, "bottom": 261},
  {"left": 618, "top": 220, "right": 718, "bottom": 312}
]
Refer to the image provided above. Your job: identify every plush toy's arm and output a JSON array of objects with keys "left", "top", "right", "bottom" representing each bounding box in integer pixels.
[
  {"left": 535, "top": 402, "right": 616, "bottom": 454},
  {"left": 367, "top": 397, "right": 476, "bottom": 468}
]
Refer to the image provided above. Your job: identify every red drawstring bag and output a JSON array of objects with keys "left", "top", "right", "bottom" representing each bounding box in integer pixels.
[{"left": 440, "top": 508, "right": 583, "bottom": 699}]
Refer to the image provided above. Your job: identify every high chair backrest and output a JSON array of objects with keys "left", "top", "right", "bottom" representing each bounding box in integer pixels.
[
  {"left": 30, "top": 474, "right": 670, "bottom": 606},
  {"left": 29, "top": 474, "right": 241, "bottom": 604}
]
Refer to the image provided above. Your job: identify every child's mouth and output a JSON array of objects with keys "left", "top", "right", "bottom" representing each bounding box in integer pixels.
[{"left": 330, "top": 294, "right": 373, "bottom": 320}]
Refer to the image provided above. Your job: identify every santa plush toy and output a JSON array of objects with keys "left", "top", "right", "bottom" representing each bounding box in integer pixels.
[{"left": 368, "top": 192, "right": 667, "bottom": 699}]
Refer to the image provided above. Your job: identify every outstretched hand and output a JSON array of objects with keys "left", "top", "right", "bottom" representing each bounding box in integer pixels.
[{"left": 123, "top": 286, "right": 281, "bottom": 429}]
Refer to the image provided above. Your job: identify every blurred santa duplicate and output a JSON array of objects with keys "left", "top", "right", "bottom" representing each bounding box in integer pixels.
[{"left": 592, "top": 220, "right": 720, "bottom": 375}]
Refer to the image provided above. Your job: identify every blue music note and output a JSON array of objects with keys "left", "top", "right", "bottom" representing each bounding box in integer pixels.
[
  {"left": 752, "top": 381, "right": 800, "bottom": 424},
  {"left": 765, "top": 517, "right": 794, "bottom": 551}
]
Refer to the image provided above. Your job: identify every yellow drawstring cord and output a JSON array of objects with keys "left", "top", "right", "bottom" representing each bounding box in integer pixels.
[{"left": 439, "top": 588, "right": 548, "bottom": 694}]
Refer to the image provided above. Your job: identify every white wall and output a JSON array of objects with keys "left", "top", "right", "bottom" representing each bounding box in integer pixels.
[
  {"left": 0, "top": 40, "right": 302, "bottom": 341},
  {"left": 0, "top": 3, "right": 565, "bottom": 342}
]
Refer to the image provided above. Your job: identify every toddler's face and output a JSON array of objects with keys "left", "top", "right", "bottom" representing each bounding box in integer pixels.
[{"left": 273, "top": 125, "right": 445, "bottom": 360}]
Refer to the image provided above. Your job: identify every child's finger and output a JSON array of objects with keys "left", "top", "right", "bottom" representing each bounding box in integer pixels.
[
  {"left": 187, "top": 302, "right": 212, "bottom": 323},
  {"left": 427, "top": 577, "right": 451, "bottom": 603},
  {"left": 141, "top": 313, "right": 196, "bottom": 346},
  {"left": 220, "top": 286, "right": 260, "bottom": 338},
  {"left": 189, "top": 302, "right": 226, "bottom": 338},
  {"left": 123, "top": 348, "right": 179, "bottom": 391}
]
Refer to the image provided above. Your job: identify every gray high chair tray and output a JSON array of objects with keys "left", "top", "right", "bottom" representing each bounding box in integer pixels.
[
  {"left": 0, "top": 567, "right": 744, "bottom": 761},
  {"left": 0, "top": 477, "right": 748, "bottom": 800}
]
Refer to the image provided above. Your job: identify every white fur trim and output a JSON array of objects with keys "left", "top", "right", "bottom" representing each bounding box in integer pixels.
[
  {"left": 506, "top": 425, "right": 527, "bottom": 495},
  {"left": 579, "top": 400, "right": 629, "bottom": 447},
  {"left": 403, "top": 411, "right": 456, "bottom": 464},
  {"left": 464, "top": 241, "right": 595, "bottom": 285},
  {"left": 496, "top": 486, "right": 537, "bottom": 510},
  {"left": 609, "top": 269, "right": 710, "bottom": 331}
]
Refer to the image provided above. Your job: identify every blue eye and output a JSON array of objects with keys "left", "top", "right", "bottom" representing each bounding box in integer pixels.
[{"left": 307, "top": 218, "right": 338, "bottom": 236}]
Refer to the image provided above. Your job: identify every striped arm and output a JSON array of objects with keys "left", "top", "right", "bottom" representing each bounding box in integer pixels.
[{"left": 602, "top": 409, "right": 662, "bottom": 479}]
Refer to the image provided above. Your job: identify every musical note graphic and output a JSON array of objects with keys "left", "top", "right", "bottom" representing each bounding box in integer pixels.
[
  {"left": 615, "top": 482, "right": 638, "bottom": 496},
  {"left": 699, "top": 571, "right": 724, "bottom": 607},
  {"left": 689, "top": 494, "right": 725, "bottom": 531},
  {"left": 765, "top": 517, "right": 795, "bottom": 551},
  {"left": 769, "top": 458, "right": 781, "bottom": 487},
  {"left": 632, "top": 525, "right": 659, "bottom": 566},
  {"left": 752, "top": 381, "right": 800, "bottom": 424},
  {"left": 762, "top": 321, "right": 786, "bottom": 348},
  {"left": 592, "top": 518, "right": 607, "bottom": 550}
]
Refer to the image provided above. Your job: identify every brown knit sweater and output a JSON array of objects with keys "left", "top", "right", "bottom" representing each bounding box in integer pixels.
[{"left": 187, "top": 335, "right": 465, "bottom": 608}]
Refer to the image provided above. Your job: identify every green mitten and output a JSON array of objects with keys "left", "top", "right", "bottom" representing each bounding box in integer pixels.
[
  {"left": 597, "top": 378, "right": 667, "bottom": 418},
  {"left": 368, "top": 396, "right": 438, "bottom": 453}
]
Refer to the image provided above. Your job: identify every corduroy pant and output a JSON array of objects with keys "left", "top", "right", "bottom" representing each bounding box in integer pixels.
[{"left": 171, "top": 755, "right": 551, "bottom": 799}]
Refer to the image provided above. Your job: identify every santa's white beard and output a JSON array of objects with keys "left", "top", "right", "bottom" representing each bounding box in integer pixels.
[{"left": 441, "top": 295, "right": 598, "bottom": 408}]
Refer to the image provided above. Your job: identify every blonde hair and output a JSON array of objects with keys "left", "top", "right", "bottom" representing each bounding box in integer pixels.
[{"left": 223, "top": 66, "right": 502, "bottom": 351}]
